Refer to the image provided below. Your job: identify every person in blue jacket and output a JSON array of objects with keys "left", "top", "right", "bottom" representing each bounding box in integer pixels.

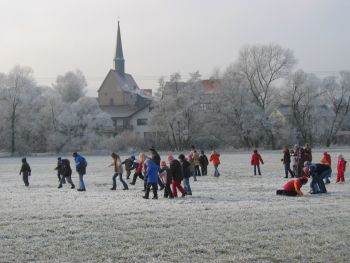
[
  {"left": 73, "top": 152, "right": 87, "bottom": 192},
  {"left": 143, "top": 159, "right": 160, "bottom": 199}
]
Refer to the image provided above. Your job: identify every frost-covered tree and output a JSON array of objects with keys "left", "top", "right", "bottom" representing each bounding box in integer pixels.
[
  {"left": 53, "top": 70, "right": 87, "bottom": 103},
  {"left": 321, "top": 71, "right": 350, "bottom": 146},
  {"left": 237, "top": 44, "right": 296, "bottom": 149},
  {"left": 0, "top": 65, "right": 36, "bottom": 155}
]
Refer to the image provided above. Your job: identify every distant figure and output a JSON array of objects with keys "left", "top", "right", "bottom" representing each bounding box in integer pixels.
[
  {"left": 168, "top": 155, "right": 186, "bottom": 198},
  {"left": 192, "top": 150, "right": 201, "bottom": 177},
  {"left": 143, "top": 159, "right": 160, "bottom": 199},
  {"left": 159, "top": 160, "right": 173, "bottom": 199},
  {"left": 303, "top": 143, "right": 312, "bottom": 162},
  {"left": 320, "top": 152, "right": 332, "bottom": 184},
  {"left": 337, "top": 154, "right": 346, "bottom": 183},
  {"left": 109, "top": 152, "right": 128, "bottom": 190},
  {"left": 187, "top": 153, "right": 197, "bottom": 182},
  {"left": 73, "top": 152, "right": 87, "bottom": 192},
  {"left": 276, "top": 176, "right": 308, "bottom": 196},
  {"left": 199, "top": 150, "right": 209, "bottom": 176},
  {"left": 209, "top": 150, "right": 221, "bottom": 177},
  {"left": 179, "top": 154, "right": 192, "bottom": 195},
  {"left": 19, "top": 158, "right": 31, "bottom": 187},
  {"left": 251, "top": 149, "right": 264, "bottom": 176},
  {"left": 303, "top": 161, "right": 329, "bottom": 194},
  {"left": 281, "top": 146, "right": 294, "bottom": 178},
  {"left": 58, "top": 159, "right": 75, "bottom": 189},
  {"left": 54, "top": 157, "right": 65, "bottom": 184}
]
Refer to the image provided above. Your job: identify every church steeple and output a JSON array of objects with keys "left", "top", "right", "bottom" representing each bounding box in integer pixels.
[{"left": 114, "top": 21, "right": 125, "bottom": 76}]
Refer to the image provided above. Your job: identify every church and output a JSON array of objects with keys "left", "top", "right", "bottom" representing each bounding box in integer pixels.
[{"left": 98, "top": 22, "right": 152, "bottom": 138}]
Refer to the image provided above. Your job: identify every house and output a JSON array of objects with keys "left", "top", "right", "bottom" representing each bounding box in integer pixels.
[{"left": 98, "top": 22, "right": 152, "bottom": 137}]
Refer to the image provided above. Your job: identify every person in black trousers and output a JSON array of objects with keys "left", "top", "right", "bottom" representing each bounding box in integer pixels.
[
  {"left": 19, "top": 158, "right": 31, "bottom": 187},
  {"left": 199, "top": 150, "right": 209, "bottom": 176},
  {"left": 58, "top": 159, "right": 75, "bottom": 189}
]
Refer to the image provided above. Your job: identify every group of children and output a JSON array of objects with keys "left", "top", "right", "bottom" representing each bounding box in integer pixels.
[
  {"left": 18, "top": 145, "right": 346, "bottom": 199},
  {"left": 18, "top": 147, "right": 222, "bottom": 200}
]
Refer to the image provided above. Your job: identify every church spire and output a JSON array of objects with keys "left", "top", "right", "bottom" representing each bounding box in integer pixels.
[{"left": 114, "top": 21, "right": 125, "bottom": 76}]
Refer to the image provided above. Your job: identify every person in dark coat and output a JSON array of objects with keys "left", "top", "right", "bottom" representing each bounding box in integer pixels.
[
  {"left": 73, "top": 152, "right": 87, "bottom": 192},
  {"left": 58, "top": 159, "right": 75, "bottom": 189},
  {"left": 19, "top": 158, "right": 31, "bottom": 187},
  {"left": 122, "top": 155, "right": 135, "bottom": 180},
  {"left": 54, "top": 157, "right": 65, "bottom": 184},
  {"left": 281, "top": 146, "right": 294, "bottom": 178},
  {"left": 303, "top": 161, "right": 330, "bottom": 194},
  {"left": 199, "top": 150, "right": 209, "bottom": 176},
  {"left": 168, "top": 155, "right": 186, "bottom": 197},
  {"left": 178, "top": 154, "right": 192, "bottom": 195}
]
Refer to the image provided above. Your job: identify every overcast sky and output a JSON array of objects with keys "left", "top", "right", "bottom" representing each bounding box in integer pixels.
[{"left": 1, "top": 0, "right": 349, "bottom": 96}]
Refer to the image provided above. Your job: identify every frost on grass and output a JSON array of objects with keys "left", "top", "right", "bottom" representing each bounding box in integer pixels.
[{"left": 0, "top": 151, "right": 349, "bottom": 263}]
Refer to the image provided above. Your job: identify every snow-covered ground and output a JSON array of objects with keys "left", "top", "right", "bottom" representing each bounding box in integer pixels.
[{"left": 1, "top": 150, "right": 349, "bottom": 263}]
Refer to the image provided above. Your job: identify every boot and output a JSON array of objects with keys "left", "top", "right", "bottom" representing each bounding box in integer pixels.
[
  {"left": 71, "top": 184, "right": 75, "bottom": 189},
  {"left": 110, "top": 187, "right": 116, "bottom": 190},
  {"left": 143, "top": 187, "right": 150, "bottom": 199},
  {"left": 58, "top": 184, "right": 62, "bottom": 189}
]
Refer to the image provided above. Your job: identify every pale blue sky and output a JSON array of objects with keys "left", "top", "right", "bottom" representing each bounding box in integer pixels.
[{"left": 0, "top": 0, "right": 349, "bottom": 95}]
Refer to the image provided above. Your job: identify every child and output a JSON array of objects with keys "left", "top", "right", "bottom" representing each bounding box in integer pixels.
[
  {"left": 54, "top": 157, "right": 65, "bottom": 183},
  {"left": 130, "top": 153, "right": 145, "bottom": 185},
  {"left": 251, "top": 149, "right": 264, "bottom": 176},
  {"left": 159, "top": 161, "right": 173, "bottom": 199},
  {"left": 337, "top": 154, "right": 346, "bottom": 183},
  {"left": 281, "top": 146, "right": 294, "bottom": 178},
  {"left": 109, "top": 152, "right": 128, "bottom": 190},
  {"left": 122, "top": 155, "right": 135, "bottom": 180},
  {"left": 276, "top": 176, "right": 308, "bottom": 196},
  {"left": 321, "top": 152, "right": 332, "bottom": 184},
  {"left": 168, "top": 155, "right": 186, "bottom": 198},
  {"left": 199, "top": 150, "right": 209, "bottom": 176},
  {"left": 179, "top": 154, "right": 192, "bottom": 195},
  {"left": 73, "top": 152, "right": 87, "bottom": 192},
  {"left": 58, "top": 159, "right": 75, "bottom": 189},
  {"left": 143, "top": 159, "right": 160, "bottom": 199},
  {"left": 187, "top": 153, "right": 197, "bottom": 181},
  {"left": 192, "top": 150, "right": 201, "bottom": 177},
  {"left": 19, "top": 158, "right": 31, "bottom": 187},
  {"left": 209, "top": 150, "right": 221, "bottom": 177}
]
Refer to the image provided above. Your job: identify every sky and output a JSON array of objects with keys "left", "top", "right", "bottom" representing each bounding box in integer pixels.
[{"left": 1, "top": 0, "right": 350, "bottom": 96}]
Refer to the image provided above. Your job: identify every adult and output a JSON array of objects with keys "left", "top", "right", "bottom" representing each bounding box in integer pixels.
[
  {"left": 179, "top": 154, "right": 192, "bottom": 195},
  {"left": 73, "top": 152, "right": 87, "bottom": 192},
  {"left": 54, "top": 157, "right": 65, "bottom": 183},
  {"left": 303, "top": 161, "right": 330, "bottom": 194}
]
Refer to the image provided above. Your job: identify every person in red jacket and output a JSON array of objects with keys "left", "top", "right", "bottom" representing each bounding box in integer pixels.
[
  {"left": 276, "top": 176, "right": 308, "bottom": 196},
  {"left": 209, "top": 150, "right": 221, "bottom": 177},
  {"left": 251, "top": 149, "right": 264, "bottom": 176},
  {"left": 320, "top": 151, "right": 332, "bottom": 184},
  {"left": 337, "top": 154, "right": 346, "bottom": 183}
]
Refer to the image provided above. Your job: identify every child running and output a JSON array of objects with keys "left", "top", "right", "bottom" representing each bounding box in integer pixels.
[{"left": 251, "top": 149, "right": 264, "bottom": 176}]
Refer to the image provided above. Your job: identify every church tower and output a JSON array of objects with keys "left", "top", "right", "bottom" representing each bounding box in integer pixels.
[{"left": 114, "top": 21, "right": 125, "bottom": 76}]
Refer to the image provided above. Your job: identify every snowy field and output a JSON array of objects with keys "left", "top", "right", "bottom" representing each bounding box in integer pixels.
[{"left": 1, "top": 150, "right": 350, "bottom": 263}]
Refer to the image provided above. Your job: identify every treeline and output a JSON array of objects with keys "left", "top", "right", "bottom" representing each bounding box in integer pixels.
[{"left": 149, "top": 44, "right": 350, "bottom": 150}]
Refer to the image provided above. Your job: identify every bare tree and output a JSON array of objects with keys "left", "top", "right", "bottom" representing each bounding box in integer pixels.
[
  {"left": 237, "top": 44, "right": 296, "bottom": 149},
  {"left": 322, "top": 71, "right": 350, "bottom": 146}
]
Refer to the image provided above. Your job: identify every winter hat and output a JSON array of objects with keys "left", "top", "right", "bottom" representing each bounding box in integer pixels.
[
  {"left": 21, "top": 158, "right": 26, "bottom": 163},
  {"left": 178, "top": 154, "right": 185, "bottom": 161},
  {"left": 338, "top": 154, "right": 343, "bottom": 159},
  {"left": 72, "top": 152, "right": 78, "bottom": 157},
  {"left": 253, "top": 149, "right": 258, "bottom": 153},
  {"left": 58, "top": 157, "right": 61, "bottom": 160},
  {"left": 304, "top": 161, "right": 311, "bottom": 167},
  {"left": 167, "top": 155, "right": 174, "bottom": 162},
  {"left": 160, "top": 161, "right": 166, "bottom": 169},
  {"left": 131, "top": 155, "right": 136, "bottom": 161}
]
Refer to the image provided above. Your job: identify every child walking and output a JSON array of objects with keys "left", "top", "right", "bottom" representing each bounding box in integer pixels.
[
  {"left": 209, "top": 150, "right": 221, "bottom": 177},
  {"left": 251, "top": 149, "right": 264, "bottom": 176},
  {"left": 143, "top": 159, "right": 160, "bottom": 199},
  {"left": 337, "top": 154, "right": 346, "bottom": 183},
  {"left": 109, "top": 152, "right": 129, "bottom": 190},
  {"left": 159, "top": 161, "right": 173, "bottom": 199},
  {"left": 19, "top": 158, "right": 31, "bottom": 187},
  {"left": 199, "top": 150, "right": 209, "bottom": 176},
  {"left": 179, "top": 154, "right": 192, "bottom": 195},
  {"left": 281, "top": 146, "right": 294, "bottom": 178}
]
